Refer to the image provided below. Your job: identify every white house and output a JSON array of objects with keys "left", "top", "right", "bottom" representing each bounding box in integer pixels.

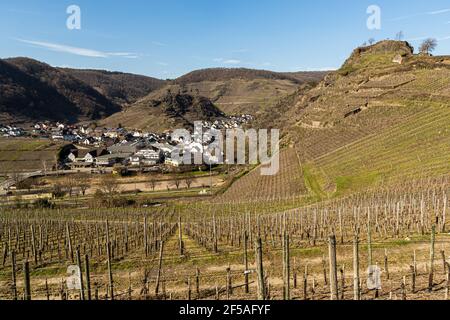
[{"left": 165, "top": 158, "right": 182, "bottom": 167}]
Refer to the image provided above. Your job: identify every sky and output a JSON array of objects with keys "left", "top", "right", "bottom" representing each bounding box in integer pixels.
[{"left": 1, "top": 0, "right": 450, "bottom": 79}]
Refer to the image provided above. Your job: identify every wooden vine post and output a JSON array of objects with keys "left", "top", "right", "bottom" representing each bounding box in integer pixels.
[
  {"left": 244, "top": 231, "right": 249, "bottom": 294},
  {"left": 428, "top": 225, "right": 436, "bottom": 292},
  {"left": 328, "top": 235, "right": 339, "bottom": 300},
  {"left": 106, "top": 242, "right": 114, "bottom": 300},
  {"left": 213, "top": 214, "right": 218, "bottom": 253},
  {"left": 179, "top": 216, "right": 184, "bottom": 256},
  {"left": 23, "top": 260, "right": 31, "bottom": 301},
  {"left": 85, "top": 254, "right": 91, "bottom": 300},
  {"left": 255, "top": 237, "right": 266, "bottom": 300},
  {"left": 155, "top": 240, "right": 165, "bottom": 295},
  {"left": 11, "top": 250, "right": 17, "bottom": 300},
  {"left": 76, "top": 248, "right": 85, "bottom": 300},
  {"left": 353, "top": 234, "right": 360, "bottom": 300},
  {"left": 282, "top": 232, "right": 290, "bottom": 300}
]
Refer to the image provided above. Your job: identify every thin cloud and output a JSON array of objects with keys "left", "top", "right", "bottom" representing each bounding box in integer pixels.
[
  {"left": 295, "top": 67, "right": 337, "bottom": 72},
  {"left": 405, "top": 36, "right": 429, "bottom": 42},
  {"left": 16, "top": 39, "right": 139, "bottom": 59},
  {"left": 232, "top": 49, "right": 249, "bottom": 53},
  {"left": 152, "top": 41, "right": 167, "bottom": 47},
  {"left": 406, "top": 35, "right": 450, "bottom": 42},
  {"left": 223, "top": 59, "right": 241, "bottom": 65},
  {"left": 7, "top": 8, "right": 41, "bottom": 15},
  {"left": 213, "top": 58, "right": 241, "bottom": 65},
  {"left": 391, "top": 7, "right": 450, "bottom": 21},
  {"left": 427, "top": 8, "right": 450, "bottom": 15},
  {"left": 390, "top": 13, "right": 422, "bottom": 22}
]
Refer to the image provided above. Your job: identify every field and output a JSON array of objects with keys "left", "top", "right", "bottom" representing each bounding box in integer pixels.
[
  {"left": 217, "top": 148, "right": 308, "bottom": 203},
  {"left": 0, "top": 177, "right": 448, "bottom": 300},
  {"left": 0, "top": 138, "right": 64, "bottom": 173},
  {"left": 306, "top": 102, "right": 450, "bottom": 197}
]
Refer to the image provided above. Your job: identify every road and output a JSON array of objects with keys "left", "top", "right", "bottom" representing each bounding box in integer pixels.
[
  {"left": 0, "top": 169, "right": 93, "bottom": 194},
  {"left": 0, "top": 171, "right": 43, "bottom": 194}
]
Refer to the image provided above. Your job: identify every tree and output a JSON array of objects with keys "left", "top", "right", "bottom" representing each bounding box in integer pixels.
[
  {"left": 173, "top": 177, "right": 181, "bottom": 190},
  {"left": 10, "top": 172, "right": 21, "bottom": 187},
  {"left": 98, "top": 175, "right": 120, "bottom": 196},
  {"left": 52, "top": 183, "right": 67, "bottom": 199},
  {"left": 147, "top": 178, "right": 158, "bottom": 192},
  {"left": 0, "top": 162, "right": 6, "bottom": 177},
  {"left": 75, "top": 174, "right": 90, "bottom": 196},
  {"left": 17, "top": 178, "right": 35, "bottom": 192},
  {"left": 98, "top": 175, "right": 121, "bottom": 207},
  {"left": 185, "top": 176, "right": 194, "bottom": 189},
  {"left": 41, "top": 160, "right": 47, "bottom": 176},
  {"left": 368, "top": 38, "right": 376, "bottom": 45},
  {"left": 395, "top": 31, "right": 404, "bottom": 41},
  {"left": 420, "top": 38, "right": 437, "bottom": 55},
  {"left": 64, "top": 176, "right": 77, "bottom": 197}
]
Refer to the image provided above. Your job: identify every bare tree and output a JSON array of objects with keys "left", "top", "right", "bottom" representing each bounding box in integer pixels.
[
  {"left": 173, "top": 177, "right": 181, "bottom": 190},
  {"left": 147, "top": 178, "right": 158, "bottom": 192},
  {"left": 75, "top": 174, "right": 90, "bottom": 196},
  {"left": 98, "top": 175, "right": 121, "bottom": 207},
  {"left": 0, "top": 161, "right": 6, "bottom": 177},
  {"left": 98, "top": 175, "right": 121, "bottom": 196},
  {"left": 17, "top": 178, "right": 35, "bottom": 192},
  {"left": 395, "top": 31, "right": 404, "bottom": 41},
  {"left": 10, "top": 172, "right": 21, "bottom": 187},
  {"left": 41, "top": 160, "right": 47, "bottom": 176},
  {"left": 368, "top": 38, "right": 376, "bottom": 45},
  {"left": 185, "top": 176, "right": 194, "bottom": 189},
  {"left": 52, "top": 183, "right": 67, "bottom": 199},
  {"left": 420, "top": 38, "right": 437, "bottom": 55},
  {"left": 64, "top": 176, "right": 76, "bottom": 197}
]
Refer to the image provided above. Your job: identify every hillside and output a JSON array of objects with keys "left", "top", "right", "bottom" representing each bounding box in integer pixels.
[
  {"left": 60, "top": 68, "right": 166, "bottom": 105},
  {"left": 101, "top": 90, "right": 225, "bottom": 131},
  {"left": 287, "top": 40, "right": 450, "bottom": 195},
  {"left": 0, "top": 58, "right": 327, "bottom": 126},
  {"left": 221, "top": 41, "right": 450, "bottom": 201},
  {"left": 0, "top": 137, "right": 66, "bottom": 173},
  {"left": 172, "top": 68, "right": 327, "bottom": 116},
  {"left": 175, "top": 68, "right": 326, "bottom": 84},
  {"left": 0, "top": 59, "right": 81, "bottom": 124},
  {"left": 0, "top": 58, "right": 121, "bottom": 124}
]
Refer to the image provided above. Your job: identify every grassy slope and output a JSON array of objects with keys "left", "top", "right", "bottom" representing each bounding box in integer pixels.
[
  {"left": 0, "top": 138, "right": 64, "bottom": 173},
  {"left": 220, "top": 42, "right": 450, "bottom": 202},
  {"left": 307, "top": 102, "right": 450, "bottom": 196}
]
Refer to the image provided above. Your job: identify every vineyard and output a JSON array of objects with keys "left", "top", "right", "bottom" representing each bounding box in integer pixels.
[
  {"left": 0, "top": 174, "right": 448, "bottom": 301},
  {"left": 217, "top": 148, "right": 308, "bottom": 203},
  {"left": 0, "top": 41, "right": 449, "bottom": 302}
]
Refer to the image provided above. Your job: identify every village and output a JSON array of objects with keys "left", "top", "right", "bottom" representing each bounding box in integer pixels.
[{"left": 0, "top": 114, "right": 253, "bottom": 175}]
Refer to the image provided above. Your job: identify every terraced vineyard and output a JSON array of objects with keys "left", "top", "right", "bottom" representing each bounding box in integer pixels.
[
  {"left": 217, "top": 148, "right": 307, "bottom": 203},
  {"left": 306, "top": 102, "right": 450, "bottom": 196},
  {"left": 0, "top": 138, "right": 64, "bottom": 173}
]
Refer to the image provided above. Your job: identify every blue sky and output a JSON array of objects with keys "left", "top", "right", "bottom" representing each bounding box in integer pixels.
[{"left": 1, "top": 0, "right": 450, "bottom": 79}]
